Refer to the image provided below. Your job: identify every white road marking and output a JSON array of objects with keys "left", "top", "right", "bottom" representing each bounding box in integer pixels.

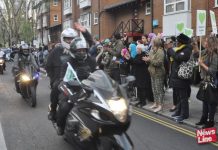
[{"left": 0, "top": 122, "right": 7, "bottom": 150}]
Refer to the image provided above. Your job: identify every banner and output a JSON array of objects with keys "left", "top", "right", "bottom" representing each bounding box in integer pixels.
[
  {"left": 176, "top": 22, "right": 185, "bottom": 35},
  {"left": 196, "top": 10, "right": 206, "bottom": 36},
  {"left": 210, "top": 10, "right": 217, "bottom": 34},
  {"left": 63, "top": 62, "right": 76, "bottom": 82},
  {"left": 184, "top": 28, "right": 193, "bottom": 38}
]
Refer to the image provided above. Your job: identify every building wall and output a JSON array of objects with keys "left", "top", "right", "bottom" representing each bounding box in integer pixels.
[
  {"left": 90, "top": 0, "right": 99, "bottom": 37},
  {"left": 191, "top": 0, "right": 207, "bottom": 35},
  {"left": 208, "top": 0, "right": 218, "bottom": 33},
  {"left": 99, "top": 0, "right": 140, "bottom": 39},
  {"left": 62, "top": 0, "right": 73, "bottom": 29},
  {"left": 58, "top": 0, "right": 218, "bottom": 41},
  {"left": 153, "top": 0, "right": 164, "bottom": 34},
  {"left": 50, "top": 0, "right": 62, "bottom": 27}
]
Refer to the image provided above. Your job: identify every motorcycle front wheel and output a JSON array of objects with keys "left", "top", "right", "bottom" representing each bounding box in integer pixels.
[
  {"left": 29, "top": 86, "right": 36, "bottom": 107},
  {"left": 0, "top": 66, "right": 3, "bottom": 74}
]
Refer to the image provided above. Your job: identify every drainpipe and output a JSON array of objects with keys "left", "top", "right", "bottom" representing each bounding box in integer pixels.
[
  {"left": 151, "top": 0, "right": 154, "bottom": 33},
  {"left": 98, "top": 0, "right": 105, "bottom": 40}
]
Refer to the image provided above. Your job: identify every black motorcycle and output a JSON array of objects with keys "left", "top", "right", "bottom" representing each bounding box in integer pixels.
[
  {"left": 50, "top": 67, "right": 135, "bottom": 150},
  {"left": 0, "top": 58, "right": 5, "bottom": 74},
  {"left": 16, "top": 70, "right": 39, "bottom": 107}
]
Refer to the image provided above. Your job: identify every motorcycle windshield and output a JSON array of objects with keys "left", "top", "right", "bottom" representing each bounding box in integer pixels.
[{"left": 82, "top": 70, "right": 121, "bottom": 99}]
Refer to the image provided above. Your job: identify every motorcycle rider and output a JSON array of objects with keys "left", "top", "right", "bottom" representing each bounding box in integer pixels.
[
  {"left": 56, "top": 37, "right": 96, "bottom": 135},
  {"left": 0, "top": 49, "right": 6, "bottom": 71},
  {"left": 13, "top": 43, "right": 39, "bottom": 93},
  {"left": 46, "top": 23, "right": 94, "bottom": 122}
]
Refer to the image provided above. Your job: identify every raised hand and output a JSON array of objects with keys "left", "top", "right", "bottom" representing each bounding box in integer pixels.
[{"left": 74, "top": 22, "right": 86, "bottom": 33}]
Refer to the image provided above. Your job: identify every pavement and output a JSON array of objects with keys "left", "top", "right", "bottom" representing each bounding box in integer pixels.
[{"left": 132, "top": 86, "right": 218, "bottom": 129}]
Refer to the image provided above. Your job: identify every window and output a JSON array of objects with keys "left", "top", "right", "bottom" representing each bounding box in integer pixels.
[
  {"left": 64, "top": 0, "right": 72, "bottom": 9},
  {"left": 145, "top": 1, "right": 151, "bottom": 15},
  {"left": 54, "top": 15, "right": 58, "bottom": 21},
  {"left": 215, "top": 0, "right": 218, "bottom": 7},
  {"left": 63, "top": 20, "right": 72, "bottom": 29},
  {"left": 93, "top": 12, "right": 98, "bottom": 25},
  {"left": 53, "top": 0, "right": 58, "bottom": 6},
  {"left": 164, "top": 0, "right": 189, "bottom": 14},
  {"left": 80, "top": 13, "right": 91, "bottom": 28}
]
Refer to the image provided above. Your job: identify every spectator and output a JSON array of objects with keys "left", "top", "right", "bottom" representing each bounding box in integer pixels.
[
  {"left": 122, "top": 32, "right": 129, "bottom": 48},
  {"left": 165, "top": 39, "right": 177, "bottom": 112},
  {"left": 196, "top": 36, "right": 218, "bottom": 128},
  {"left": 142, "top": 34, "right": 149, "bottom": 54},
  {"left": 129, "top": 41, "right": 137, "bottom": 59},
  {"left": 143, "top": 37, "right": 165, "bottom": 112},
  {"left": 167, "top": 33, "right": 192, "bottom": 123},
  {"left": 43, "top": 45, "right": 49, "bottom": 67},
  {"left": 120, "top": 48, "right": 130, "bottom": 83},
  {"left": 38, "top": 47, "right": 44, "bottom": 67},
  {"left": 124, "top": 44, "right": 150, "bottom": 107},
  {"left": 89, "top": 35, "right": 100, "bottom": 58},
  {"left": 107, "top": 33, "right": 124, "bottom": 83}
]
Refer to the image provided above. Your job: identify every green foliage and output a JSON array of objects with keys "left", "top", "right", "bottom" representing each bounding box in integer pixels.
[{"left": 20, "top": 21, "right": 33, "bottom": 43}]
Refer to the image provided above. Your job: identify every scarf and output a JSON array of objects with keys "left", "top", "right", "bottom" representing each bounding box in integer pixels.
[{"left": 170, "top": 44, "right": 186, "bottom": 62}]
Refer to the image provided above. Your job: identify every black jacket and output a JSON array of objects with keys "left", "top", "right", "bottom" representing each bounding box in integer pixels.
[
  {"left": 60, "top": 56, "right": 97, "bottom": 81},
  {"left": 45, "top": 45, "right": 69, "bottom": 85},
  {"left": 168, "top": 44, "right": 192, "bottom": 88},
  {"left": 45, "top": 30, "right": 94, "bottom": 85},
  {"left": 128, "top": 52, "right": 150, "bottom": 88}
]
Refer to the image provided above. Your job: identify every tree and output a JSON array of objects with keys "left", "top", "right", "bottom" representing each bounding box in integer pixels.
[
  {"left": 0, "top": 0, "right": 35, "bottom": 46},
  {"left": 20, "top": 20, "right": 34, "bottom": 44}
]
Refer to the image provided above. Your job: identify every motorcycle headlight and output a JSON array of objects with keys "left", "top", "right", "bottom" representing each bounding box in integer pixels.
[
  {"left": 107, "top": 98, "right": 128, "bottom": 123},
  {"left": 20, "top": 74, "right": 31, "bottom": 82},
  {"left": 0, "top": 59, "right": 4, "bottom": 63}
]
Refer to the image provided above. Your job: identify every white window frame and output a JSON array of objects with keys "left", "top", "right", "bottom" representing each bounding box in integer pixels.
[
  {"left": 80, "top": 13, "right": 91, "bottom": 28},
  {"left": 164, "top": 0, "right": 189, "bottom": 15},
  {"left": 53, "top": 0, "right": 58, "bottom": 6},
  {"left": 145, "top": 0, "right": 151, "bottom": 15},
  {"left": 215, "top": 0, "right": 218, "bottom": 7},
  {"left": 54, "top": 14, "right": 58, "bottom": 21},
  {"left": 64, "top": 0, "right": 72, "bottom": 10},
  {"left": 93, "top": 12, "right": 98, "bottom": 25}
]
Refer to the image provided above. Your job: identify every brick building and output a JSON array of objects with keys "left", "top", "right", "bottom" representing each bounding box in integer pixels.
[
  {"left": 49, "top": 0, "right": 62, "bottom": 44},
  {"left": 39, "top": 0, "right": 218, "bottom": 47}
]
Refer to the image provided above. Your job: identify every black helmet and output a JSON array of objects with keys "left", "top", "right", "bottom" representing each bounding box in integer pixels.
[{"left": 70, "top": 37, "right": 88, "bottom": 61}]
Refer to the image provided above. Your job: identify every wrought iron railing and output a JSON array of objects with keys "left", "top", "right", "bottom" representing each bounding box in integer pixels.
[{"left": 113, "top": 19, "right": 144, "bottom": 36}]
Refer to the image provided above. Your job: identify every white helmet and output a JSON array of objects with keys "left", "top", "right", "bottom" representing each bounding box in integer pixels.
[{"left": 61, "top": 28, "right": 78, "bottom": 50}]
